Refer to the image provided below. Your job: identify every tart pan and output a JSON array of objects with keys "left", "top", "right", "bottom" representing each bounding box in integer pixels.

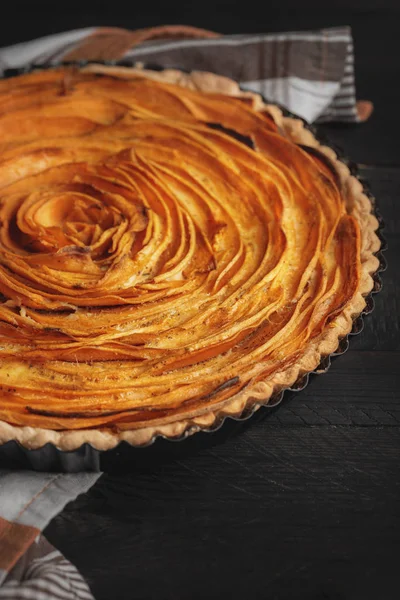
[{"left": 0, "top": 62, "right": 387, "bottom": 472}]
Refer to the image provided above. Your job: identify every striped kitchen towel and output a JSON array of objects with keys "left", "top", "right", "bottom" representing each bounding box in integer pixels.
[
  {"left": 0, "top": 471, "right": 100, "bottom": 599},
  {"left": 0, "top": 24, "right": 372, "bottom": 124}
]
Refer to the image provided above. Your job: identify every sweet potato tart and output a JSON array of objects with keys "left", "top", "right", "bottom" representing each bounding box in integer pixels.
[{"left": 0, "top": 65, "right": 380, "bottom": 450}]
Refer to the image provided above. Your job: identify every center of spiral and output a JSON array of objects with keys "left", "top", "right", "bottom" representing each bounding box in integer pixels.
[
  {"left": 8, "top": 176, "right": 150, "bottom": 267},
  {"left": 27, "top": 192, "right": 125, "bottom": 253}
]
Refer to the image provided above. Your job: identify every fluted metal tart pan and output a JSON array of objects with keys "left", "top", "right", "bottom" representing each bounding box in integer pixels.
[{"left": 0, "top": 61, "right": 387, "bottom": 471}]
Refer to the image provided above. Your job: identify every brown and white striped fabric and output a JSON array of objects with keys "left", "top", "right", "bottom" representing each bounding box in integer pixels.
[
  {"left": 0, "top": 471, "right": 99, "bottom": 599},
  {"left": 0, "top": 537, "right": 93, "bottom": 600},
  {"left": 0, "top": 25, "right": 372, "bottom": 124}
]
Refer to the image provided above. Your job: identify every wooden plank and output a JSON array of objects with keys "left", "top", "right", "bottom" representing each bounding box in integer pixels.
[
  {"left": 265, "top": 351, "right": 400, "bottom": 426},
  {"left": 45, "top": 424, "right": 400, "bottom": 600}
]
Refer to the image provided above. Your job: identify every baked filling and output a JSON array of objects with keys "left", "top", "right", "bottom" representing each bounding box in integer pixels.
[{"left": 0, "top": 67, "right": 380, "bottom": 447}]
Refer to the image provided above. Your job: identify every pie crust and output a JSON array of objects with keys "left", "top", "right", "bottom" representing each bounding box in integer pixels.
[{"left": 0, "top": 65, "right": 381, "bottom": 450}]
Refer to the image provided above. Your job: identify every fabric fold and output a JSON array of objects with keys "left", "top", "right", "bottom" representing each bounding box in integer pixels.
[
  {"left": 0, "top": 471, "right": 99, "bottom": 597},
  {"left": 0, "top": 25, "right": 365, "bottom": 123}
]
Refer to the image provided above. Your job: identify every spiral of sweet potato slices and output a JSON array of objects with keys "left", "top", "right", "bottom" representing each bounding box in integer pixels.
[{"left": 0, "top": 67, "right": 361, "bottom": 431}]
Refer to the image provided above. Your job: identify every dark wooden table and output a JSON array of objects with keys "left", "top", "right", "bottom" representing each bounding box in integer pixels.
[{"left": 5, "top": 4, "right": 396, "bottom": 599}]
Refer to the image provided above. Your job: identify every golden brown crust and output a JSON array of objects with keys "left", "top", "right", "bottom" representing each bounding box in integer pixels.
[{"left": 0, "top": 66, "right": 381, "bottom": 450}]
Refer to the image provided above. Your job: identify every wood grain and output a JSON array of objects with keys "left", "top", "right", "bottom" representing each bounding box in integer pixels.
[{"left": 45, "top": 425, "right": 400, "bottom": 600}]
